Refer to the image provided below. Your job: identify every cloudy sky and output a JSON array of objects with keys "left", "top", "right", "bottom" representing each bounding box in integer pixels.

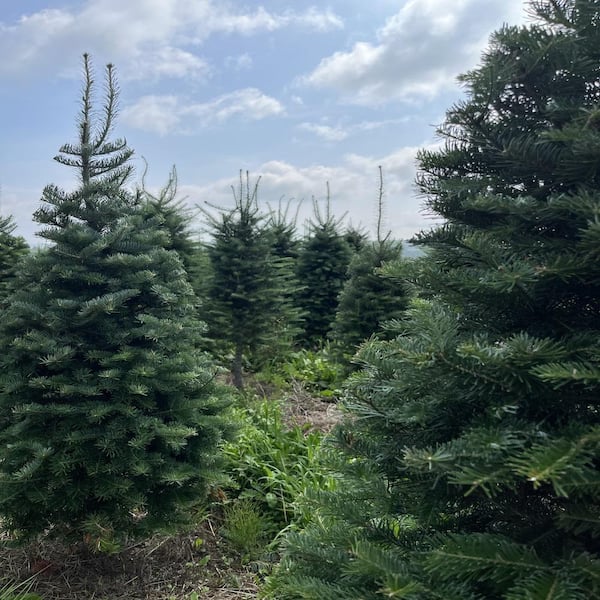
[{"left": 0, "top": 0, "right": 527, "bottom": 244}]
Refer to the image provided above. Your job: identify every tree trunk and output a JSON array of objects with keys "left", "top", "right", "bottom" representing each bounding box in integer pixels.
[{"left": 232, "top": 344, "right": 244, "bottom": 389}]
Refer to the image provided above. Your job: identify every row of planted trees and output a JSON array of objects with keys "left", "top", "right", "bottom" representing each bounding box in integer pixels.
[
  {"left": 198, "top": 170, "right": 407, "bottom": 388},
  {"left": 132, "top": 164, "right": 408, "bottom": 389},
  {"left": 0, "top": 0, "right": 599, "bottom": 597}
]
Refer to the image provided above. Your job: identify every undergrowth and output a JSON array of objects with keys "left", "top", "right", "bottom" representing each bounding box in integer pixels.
[{"left": 220, "top": 394, "right": 336, "bottom": 548}]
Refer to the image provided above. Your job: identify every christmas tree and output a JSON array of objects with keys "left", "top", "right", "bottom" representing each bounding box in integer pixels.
[
  {"left": 295, "top": 195, "right": 352, "bottom": 347},
  {"left": 0, "top": 55, "right": 232, "bottom": 543},
  {"left": 332, "top": 168, "right": 408, "bottom": 359},
  {"left": 267, "top": 2, "right": 600, "bottom": 597},
  {"left": 203, "top": 173, "right": 300, "bottom": 387}
]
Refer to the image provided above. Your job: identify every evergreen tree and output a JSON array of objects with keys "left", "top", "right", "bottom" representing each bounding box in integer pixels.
[
  {"left": 267, "top": 197, "right": 302, "bottom": 261},
  {"left": 0, "top": 214, "right": 28, "bottom": 303},
  {"left": 331, "top": 168, "right": 408, "bottom": 358},
  {"left": 264, "top": 198, "right": 305, "bottom": 361},
  {"left": 203, "top": 173, "right": 299, "bottom": 388},
  {"left": 344, "top": 223, "right": 368, "bottom": 254},
  {"left": 0, "top": 55, "right": 232, "bottom": 543},
  {"left": 267, "top": 2, "right": 600, "bottom": 598},
  {"left": 139, "top": 166, "right": 199, "bottom": 276},
  {"left": 296, "top": 194, "right": 352, "bottom": 347},
  {"left": 139, "top": 165, "right": 210, "bottom": 301}
]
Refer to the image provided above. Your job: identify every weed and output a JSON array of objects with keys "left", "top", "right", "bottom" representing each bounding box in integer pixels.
[
  {"left": 0, "top": 577, "right": 40, "bottom": 600},
  {"left": 221, "top": 499, "right": 271, "bottom": 557},
  {"left": 259, "top": 344, "right": 345, "bottom": 398},
  {"left": 221, "top": 397, "right": 335, "bottom": 530}
]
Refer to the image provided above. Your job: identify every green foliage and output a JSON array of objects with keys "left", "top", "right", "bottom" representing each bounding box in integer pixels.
[
  {"left": 331, "top": 169, "right": 409, "bottom": 364},
  {"left": 331, "top": 238, "right": 408, "bottom": 358},
  {"left": 0, "top": 215, "right": 28, "bottom": 303},
  {"left": 277, "top": 346, "right": 345, "bottom": 398},
  {"left": 221, "top": 498, "right": 272, "bottom": 557},
  {"left": 295, "top": 199, "right": 352, "bottom": 347},
  {"left": 267, "top": 2, "right": 600, "bottom": 598},
  {"left": 252, "top": 200, "right": 305, "bottom": 371},
  {"left": 266, "top": 197, "right": 302, "bottom": 261},
  {"left": 203, "top": 173, "right": 301, "bottom": 388},
  {"left": 344, "top": 224, "right": 368, "bottom": 254},
  {"left": 0, "top": 56, "right": 233, "bottom": 543},
  {"left": 139, "top": 165, "right": 206, "bottom": 289},
  {"left": 0, "top": 578, "right": 40, "bottom": 600},
  {"left": 221, "top": 397, "right": 334, "bottom": 530}
]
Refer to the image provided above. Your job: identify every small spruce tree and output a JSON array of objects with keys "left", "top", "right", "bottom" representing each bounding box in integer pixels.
[
  {"left": 263, "top": 198, "right": 305, "bottom": 362},
  {"left": 267, "top": 2, "right": 600, "bottom": 598},
  {"left": 331, "top": 168, "right": 408, "bottom": 358},
  {"left": 267, "top": 197, "right": 302, "bottom": 261},
  {"left": 344, "top": 223, "right": 368, "bottom": 254},
  {"left": 296, "top": 190, "right": 352, "bottom": 347},
  {"left": 0, "top": 55, "right": 232, "bottom": 543}
]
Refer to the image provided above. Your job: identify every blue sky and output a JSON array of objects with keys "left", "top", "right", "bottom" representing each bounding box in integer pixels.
[{"left": 0, "top": 0, "right": 527, "bottom": 244}]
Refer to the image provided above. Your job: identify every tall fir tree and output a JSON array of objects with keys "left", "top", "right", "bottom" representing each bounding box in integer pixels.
[
  {"left": 0, "top": 55, "right": 232, "bottom": 543},
  {"left": 331, "top": 168, "right": 408, "bottom": 358},
  {"left": 267, "top": 2, "right": 600, "bottom": 598},
  {"left": 203, "top": 173, "right": 300, "bottom": 388},
  {"left": 295, "top": 193, "right": 352, "bottom": 348}
]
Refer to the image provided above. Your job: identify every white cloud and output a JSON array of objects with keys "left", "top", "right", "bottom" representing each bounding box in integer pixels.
[
  {"left": 292, "top": 7, "right": 344, "bottom": 32},
  {"left": 225, "top": 53, "right": 253, "bottom": 71},
  {"left": 122, "top": 88, "right": 285, "bottom": 135},
  {"left": 197, "top": 6, "right": 343, "bottom": 36},
  {"left": 127, "top": 47, "right": 210, "bottom": 81},
  {"left": 0, "top": 9, "right": 74, "bottom": 75},
  {"left": 299, "top": 0, "right": 525, "bottom": 105},
  {"left": 298, "top": 118, "right": 411, "bottom": 142},
  {"left": 0, "top": 1, "right": 343, "bottom": 81},
  {"left": 299, "top": 123, "right": 349, "bottom": 142},
  {"left": 206, "top": 6, "right": 283, "bottom": 35},
  {"left": 202, "top": 88, "right": 284, "bottom": 121},
  {"left": 121, "top": 96, "right": 182, "bottom": 136}
]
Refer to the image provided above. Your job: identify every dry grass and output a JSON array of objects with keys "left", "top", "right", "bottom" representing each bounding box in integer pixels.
[
  {"left": 279, "top": 381, "right": 343, "bottom": 434},
  {"left": 0, "top": 518, "right": 259, "bottom": 600}
]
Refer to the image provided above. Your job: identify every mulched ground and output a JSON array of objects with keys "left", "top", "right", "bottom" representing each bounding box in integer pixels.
[
  {"left": 1, "top": 518, "right": 259, "bottom": 600},
  {"left": 0, "top": 385, "right": 341, "bottom": 600}
]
